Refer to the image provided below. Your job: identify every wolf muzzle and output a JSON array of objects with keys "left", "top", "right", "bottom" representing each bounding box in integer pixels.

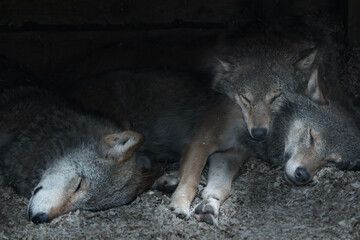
[
  {"left": 28, "top": 210, "right": 50, "bottom": 224},
  {"left": 250, "top": 127, "right": 268, "bottom": 140}
]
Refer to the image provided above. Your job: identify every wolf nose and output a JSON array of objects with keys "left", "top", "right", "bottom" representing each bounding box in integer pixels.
[
  {"left": 294, "top": 167, "right": 310, "bottom": 183},
  {"left": 31, "top": 212, "right": 50, "bottom": 224},
  {"left": 251, "top": 128, "right": 268, "bottom": 140}
]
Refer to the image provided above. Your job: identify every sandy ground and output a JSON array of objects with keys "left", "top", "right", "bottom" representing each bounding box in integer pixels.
[{"left": 1, "top": 158, "right": 359, "bottom": 240}]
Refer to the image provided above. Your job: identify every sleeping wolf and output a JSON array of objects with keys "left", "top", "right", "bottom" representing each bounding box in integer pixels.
[
  {"left": 167, "top": 33, "right": 321, "bottom": 222},
  {"left": 64, "top": 69, "right": 249, "bottom": 222},
  {"left": 0, "top": 69, "right": 217, "bottom": 223},
  {"left": 170, "top": 68, "right": 360, "bottom": 225},
  {"left": 270, "top": 71, "right": 360, "bottom": 186},
  {"left": 211, "top": 13, "right": 345, "bottom": 139},
  {"left": 211, "top": 33, "right": 319, "bottom": 140},
  {"left": 0, "top": 86, "right": 155, "bottom": 224}
]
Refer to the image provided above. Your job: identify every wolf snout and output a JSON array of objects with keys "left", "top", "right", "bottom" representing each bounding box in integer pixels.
[
  {"left": 30, "top": 212, "right": 50, "bottom": 224},
  {"left": 284, "top": 167, "right": 311, "bottom": 186},
  {"left": 250, "top": 127, "right": 268, "bottom": 140},
  {"left": 294, "top": 167, "right": 311, "bottom": 183}
]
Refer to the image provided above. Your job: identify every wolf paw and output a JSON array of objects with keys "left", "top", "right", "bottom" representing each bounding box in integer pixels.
[
  {"left": 152, "top": 171, "right": 179, "bottom": 193},
  {"left": 194, "top": 198, "right": 219, "bottom": 225},
  {"left": 169, "top": 204, "right": 190, "bottom": 219}
]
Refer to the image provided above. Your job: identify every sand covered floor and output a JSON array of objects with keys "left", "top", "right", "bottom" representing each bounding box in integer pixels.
[{"left": 1, "top": 158, "right": 359, "bottom": 240}]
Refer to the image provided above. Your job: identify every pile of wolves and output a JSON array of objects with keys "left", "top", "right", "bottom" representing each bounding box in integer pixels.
[{"left": 1, "top": 17, "right": 359, "bottom": 226}]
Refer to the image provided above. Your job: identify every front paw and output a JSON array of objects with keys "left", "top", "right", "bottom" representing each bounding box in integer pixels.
[
  {"left": 194, "top": 198, "right": 219, "bottom": 225},
  {"left": 169, "top": 202, "right": 190, "bottom": 219},
  {"left": 152, "top": 171, "right": 179, "bottom": 193}
]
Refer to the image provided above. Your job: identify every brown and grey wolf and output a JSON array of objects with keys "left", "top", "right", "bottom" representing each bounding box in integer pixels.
[
  {"left": 169, "top": 67, "right": 360, "bottom": 225},
  {"left": 63, "top": 69, "right": 250, "bottom": 225},
  {"left": 166, "top": 33, "right": 322, "bottom": 223},
  {"left": 62, "top": 48, "right": 329, "bottom": 226},
  {"left": 274, "top": 70, "right": 360, "bottom": 186},
  {"left": 1, "top": 68, "right": 223, "bottom": 224},
  {"left": 0, "top": 86, "right": 155, "bottom": 224},
  {"left": 211, "top": 32, "right": 319, "bottom": 140},
  {"left": 210, "top": 12, "right": 344, "bottom": 141}
]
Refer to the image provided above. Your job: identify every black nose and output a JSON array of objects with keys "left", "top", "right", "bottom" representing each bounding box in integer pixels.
[
  {"left": 294, "top": 167, "right": 311, "bottom": 183},
  {"left": 31, "top": 212, "right": 50, "bottom": 224},
  {"left": 251, "top": 128, "right": 268, "bottom": 140}
]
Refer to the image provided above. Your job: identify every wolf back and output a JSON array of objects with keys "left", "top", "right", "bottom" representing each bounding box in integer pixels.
[{"left": 65, "top": 69, "right": 219, "bottom": 165}]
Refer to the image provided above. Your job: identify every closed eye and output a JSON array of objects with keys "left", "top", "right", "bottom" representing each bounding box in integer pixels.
[
  {"left": 240, "top": 94, "right": 250, "bottom": 104},
  {"left": 309, "top": 128, "right": 314, "bottom": 145},
  {"left": 33, "top": 186, "right": 42, "bottom": 196},
  {"left": 270, "top": 93, "right": 282, "bottom": 104},
  {"left": 75, "top": 178, "right": 83, "bottom": 193}
]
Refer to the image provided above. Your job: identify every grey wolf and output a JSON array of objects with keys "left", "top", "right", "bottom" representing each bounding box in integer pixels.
[
  {"left": 166, "top": 33, "right": 322, "bottom": 223},
  {"left": 211, "top": 32, "right": 318, "bottom": 140},
  {"left": 169, "top": 66, "right": 360, "bottom": 225},
  {"left": 1, "top": 69, "right": 219, "bottom": 224},
  {"left": 64, "top": 69, "right": 250, "bottom": 225},
  {"left": 0, "top": 86, "right": 154, "bottom": 224},
  {"left": 268, "top": 70, "right": 360, "bottom": 186}
]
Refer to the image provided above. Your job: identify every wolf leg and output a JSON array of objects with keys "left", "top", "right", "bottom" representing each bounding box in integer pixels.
[
  {"left": 169, "top": 99, "right": 242, "bottom": 218},
  {"left": 169, "top": 142, "right": 211, "bottom": 218},
  {"left": 194, "top": 149, "right": 248, "bottom": 225}
]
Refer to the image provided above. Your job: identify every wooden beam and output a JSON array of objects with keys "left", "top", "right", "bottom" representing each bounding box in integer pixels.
[
  {"left": 0, "top": 0, "right": 255, "bottom": 28},
  {"left": 348, "top": 0, "right": 360, "bottom": 46},
  {"left": 0, "top": 29, "right": 227, "bottom": 86}
]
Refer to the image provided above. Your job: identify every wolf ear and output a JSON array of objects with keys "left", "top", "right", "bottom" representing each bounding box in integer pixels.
[
  {"left": 211, "top": 57, "right": 234, "bottom": 92},
  {"left": 216, "top": 57, "right": 233, "bottom": 72},
  {"left": 306, "top": 68, "right": 328, "bottom": 105},
  {"left": 294, "top": 47, "right": 318, "bottom": 70},
  {"left": 101, "top": 130, "right": 144, "bottom": 164}
]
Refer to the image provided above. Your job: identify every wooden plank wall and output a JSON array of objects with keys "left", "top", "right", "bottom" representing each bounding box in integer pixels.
[
  {"left": 348, "top": 0, "right": 360, "bottom": 46},
  {"left": 0, "top": 0, "right": 254, "bottom": 26},
  {"left": 0, "top": 0, "right": 350, "bottom": 86}
]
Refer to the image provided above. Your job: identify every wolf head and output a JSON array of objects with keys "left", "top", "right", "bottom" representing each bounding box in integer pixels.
[
  {"left": 282, "top": 69, "right": 360, "bottom": 185},
  {"left": 283, "top": 103, "right": 360, "bottom": 186},
  {"left": 27, "top": 130, "right": 145, "bottom": 224},
  {"left": 212, "top": 36, "right": 318, "bottom": 141}
]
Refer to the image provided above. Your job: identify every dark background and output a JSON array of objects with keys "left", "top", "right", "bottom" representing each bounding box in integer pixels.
[
  {"left": 1, "top": 2, "right": 360, "bottom": 238},
  {"left": 0, "top": 0, "right": 357, "bottom": 86}
]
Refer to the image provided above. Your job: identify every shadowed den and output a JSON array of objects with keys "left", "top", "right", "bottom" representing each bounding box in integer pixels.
[{"left": 1, "top": 1, "right": 360, "bottom": 239}]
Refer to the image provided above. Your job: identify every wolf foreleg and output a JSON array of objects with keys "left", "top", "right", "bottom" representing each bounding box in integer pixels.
[
  {"left": 169, "top": 142, "right": 212, "bottom": 218},
  {"left": 194, "top": 149, "right": 248, "bottom": 225}
]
